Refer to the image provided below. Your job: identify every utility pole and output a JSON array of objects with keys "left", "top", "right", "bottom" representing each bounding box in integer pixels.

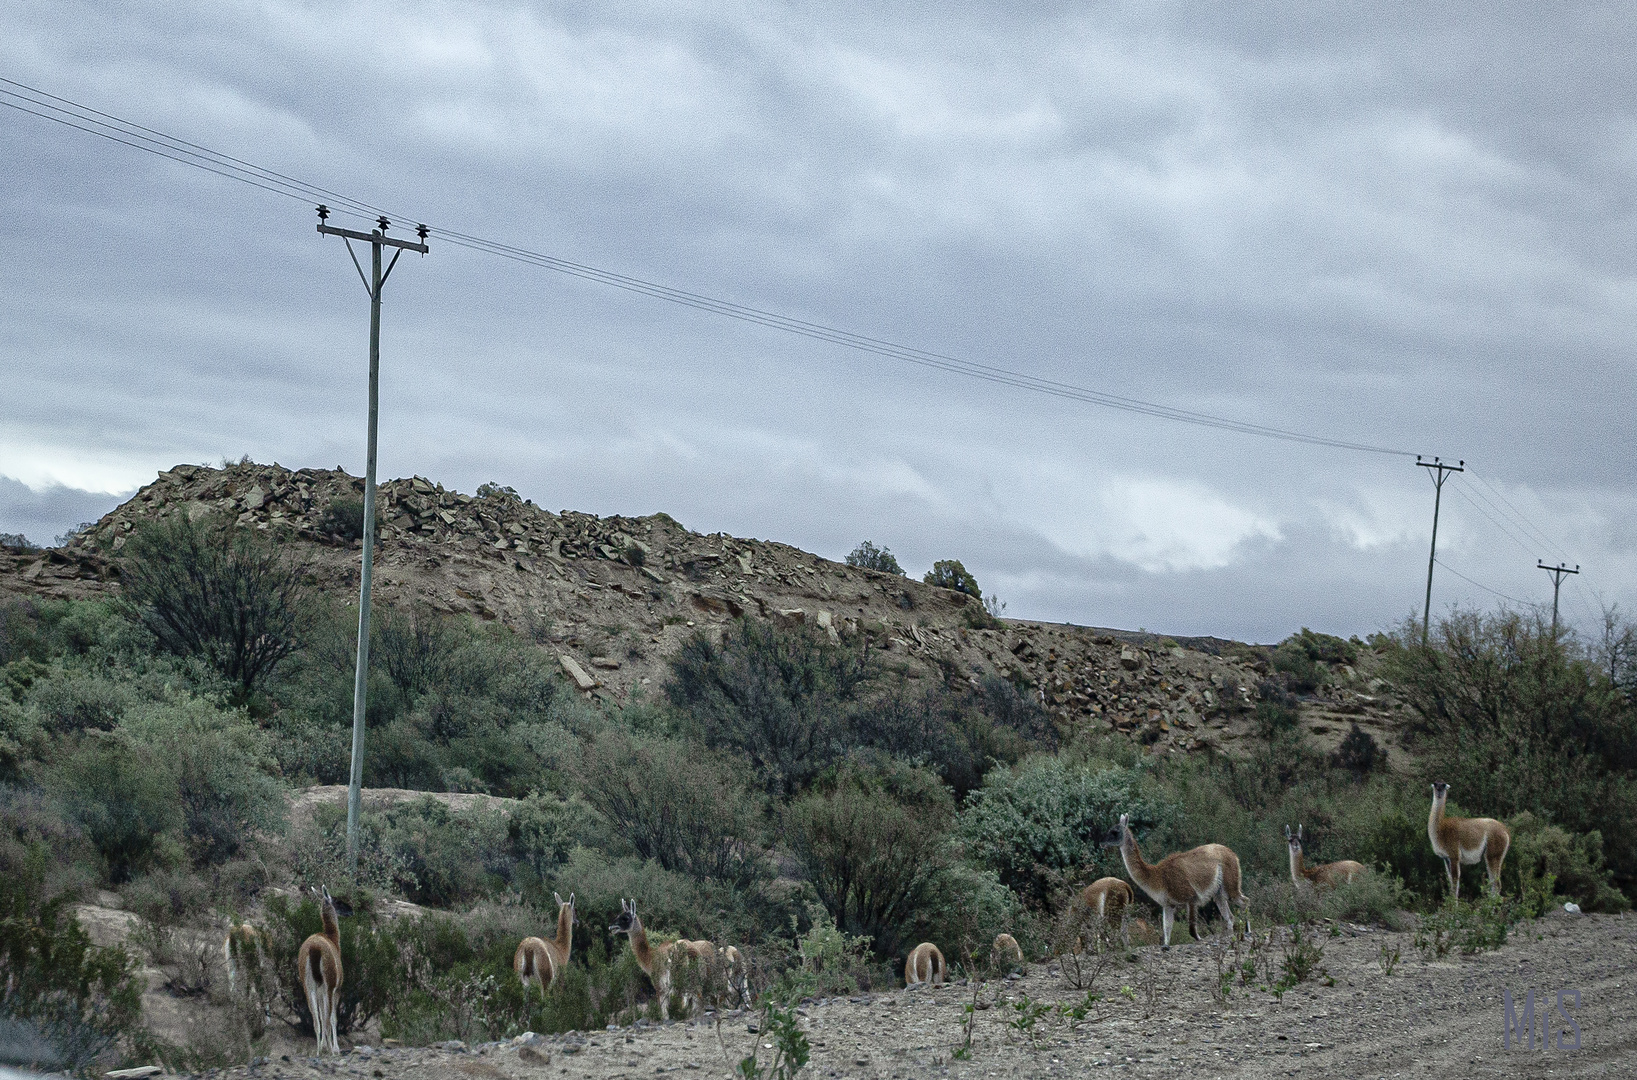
[
  {"left": 1417, "top": 455, "right": 1464, "bottom": 646},
  {"left": 316, "top": 206, "right": 429, "bottom": 878},
  {"left": 1537, "top": 561, "right": 1580, "bottom": 640}
]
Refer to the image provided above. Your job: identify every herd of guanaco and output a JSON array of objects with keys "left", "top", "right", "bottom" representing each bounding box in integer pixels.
[{"left": 264, "top": 783, "right": 1508, "bottom": 1054}]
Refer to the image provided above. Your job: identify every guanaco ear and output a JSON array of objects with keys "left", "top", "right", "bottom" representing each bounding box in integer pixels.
[
  {"left": 554, "top": 891, "right": 564, "bottom": 907},
  {"left": 1284, "top": 825, "right": 1292, "bottom": 840},
  {"left": 1298, "top": 824, "right": 1304, "bottom": 841}
]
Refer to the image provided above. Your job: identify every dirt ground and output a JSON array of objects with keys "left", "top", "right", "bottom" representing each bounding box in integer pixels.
[{"left": 172, "top": 908, "right": 1631, "bottom": 1080}]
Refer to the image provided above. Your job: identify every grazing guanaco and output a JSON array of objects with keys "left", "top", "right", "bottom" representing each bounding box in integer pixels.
[
  {"left": 515, "top": 892, "right": 576, "bottom": 1002},
  {"left": 609, "top": 899, "right": 736, "bottom": 1019},
  {"left": 1077, "top": 876, "right": 1135, "bottom": 948},
  {"left": 1428, "top": 782, "right": 1510, "bottom": 899},
  {"left": 904, "top": 942, "right": 945, "bottom": 987},
  {"left": 1100, "top": 814, "right": 1247, "bottom": 946},
  {"left": 295, "top": 886, "right": 350, "bottom": 1055},
  {"left": 1285, "top": 825, "right": 1365, "bottom": 889},
  {"left": 991, "top": 933, "right": 1024, "bottom": 971}
]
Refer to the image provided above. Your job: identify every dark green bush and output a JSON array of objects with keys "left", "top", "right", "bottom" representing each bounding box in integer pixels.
[
  {"left": 120, "top": 697, "right": 286, "bottom": 866},
  {"left": 28, "top": 674, "right": 133, "bottom": 734},
  {"left": 786, "top": 760, "right": 951, "bottom": 956},
  {"left": 43, "top": 733, "right": 183, "bottom": 882},
  {"left": 0, "top": 850, "right": 144, "bottom": 1072},
  {"left": 576, "top": 728, "right": 766, "bottom": 889},
  {"left": 1502, "top": 812, "right": 1627, "bottom": 913},
  {"left": 119, "top": 513, "right": 310, "bottom": 696},
  {"left": 922, "top": 559, "right": 980, "bottom": 598},
  {"left": 845, "top": 542, "right": 903, "bottom": 576},
  {"left": 316, "top": 497, "right": 379, "bottom": 541},
  {"left": 508, "top": 792, "right": 597, "bottom": 882},
  {"left": 664, "top": 621, "right": 869, "bottom": 797},
  {"left": 957, "top": 755, "right": 1168, "bottom": 910},
  {"left": 1387, "top": 609, "right": 1637, "bottom": 898},
  {"left": 1331, "top": 723, "right": 1387, "bottom": 777}
]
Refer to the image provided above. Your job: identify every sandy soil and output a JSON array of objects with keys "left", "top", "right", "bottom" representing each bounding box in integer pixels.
[{"left": 171, "top": 908, "right": 1631, "bottom": 1080}]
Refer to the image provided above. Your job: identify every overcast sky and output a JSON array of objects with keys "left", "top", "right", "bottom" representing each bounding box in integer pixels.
[{"left": 3, "top": 2, "right": 1633, "bottom": 643}]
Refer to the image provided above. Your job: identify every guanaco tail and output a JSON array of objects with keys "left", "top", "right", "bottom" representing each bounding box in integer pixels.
[
  {"left": 904, "top": 942, "right": 945, "bottom": 987},
  {"left": 1284, "top": 825, "right": 1365, "bottom": 889},
  {"left": 295, "top": 886, "right": 350, "bottom": 1055},
  {"left": 515, "top": 892, "right": 576, "bottom": 1001},
  {"left": 1428, "top": 782, "right": 1510, "bottom": 899},
  {"left": 1100, "top": 813, "right": 1248, "bottom": 946}
]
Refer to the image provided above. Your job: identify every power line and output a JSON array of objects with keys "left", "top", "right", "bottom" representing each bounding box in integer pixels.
[
  {"left": 0, "top": 76, "right": 1422, "bottom": 458},
  {"left": 1433, "top": 556, "right": 1531, "bottom": 607}
]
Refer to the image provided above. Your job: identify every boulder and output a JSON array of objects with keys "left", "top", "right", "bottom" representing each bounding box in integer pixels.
[{"left": 558, "top": 655, "right": 597, "bottom": 692}]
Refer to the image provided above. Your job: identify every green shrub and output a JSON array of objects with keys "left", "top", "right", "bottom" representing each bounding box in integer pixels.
[
  {"left": 377, "top": 797, "right": 515, "bottom": 908},
  {"left": 664, "top": 621, "right": 868, "bottom": 798},
  {"left": 1387, "top": 609, "right": 1637, "bottom": 898},
  {"left": 1331, "top": 723, "right": 1387, "bottom": 777},
  {"left": 0, "top": 850, "right": 145, "bottom": 1072},
  {"left": 1502, "top": 812, "right": 1628, "bottom": 913},
  {"left": 1412, "top": 894, "right": 1521, "bottom": 959},
  {"left": 120, "top": 696, "right": 286, "bottom": 866},
  {"left": 119, "top": 513, "right": 310, "bottom": 696},
  {"left": 1318, "top": 869, "right": 1410, "bottom": 928},
  {"left": 576, "top": 728, "right": 766, "bottom": 889},
  {"left": 845, "top": 542, "right": 903, "bottom": 576},
  {"left": 26, "top": 674, "right": 133, "bottom": 734},
  {"left": 43, "top": 732, "right": 183, "bottom": 882},
  {"left": 785, "top": 760, "right": 951, "bottom": 957},
  {"left": 957, "top": 755, "right": 1168, "bottom": 910},
  {"left": 508, "top": 792, "right": 597, "bottom": 881},
  {"left": 316, "top": 497, "right": 379, "bottom": 541},
  {"left": 922, "top": 559, "right": 980, "bottom": 598}
]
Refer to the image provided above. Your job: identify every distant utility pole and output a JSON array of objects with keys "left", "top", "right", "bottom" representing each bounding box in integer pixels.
[
  {"left": 1418, "top": 455, "right": 1464, "bottom": 646},
  {"left": 316, "top": 206, "right": 429, "bottom": 879},
  {"left": 1537, "top": 560, "right": 1580, "bottom": 640}
]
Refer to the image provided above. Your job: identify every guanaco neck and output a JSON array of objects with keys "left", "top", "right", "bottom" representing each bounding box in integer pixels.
[
  {"left": 626, "top": 916, "right": 655, "bottom": 975},
  {"left": 554, "top": 903, "right": 573, "bottom": 956},
  {"left": 1289, "top": 844, "right": 1315, "bottom": 883},
  {"left": 1119, "top": 828, "right": 1158, "bottom": 893},
  {"left": 320, "top": 902, "right": 340, "bottom": 949},
  {"left": 1429, "top": 792, "right": 1449, "bottom": 849}
]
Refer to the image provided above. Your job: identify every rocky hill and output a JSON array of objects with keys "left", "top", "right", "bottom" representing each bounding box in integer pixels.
[{"left": 0, "top": 461, "right": 1410, "bottom": 762}]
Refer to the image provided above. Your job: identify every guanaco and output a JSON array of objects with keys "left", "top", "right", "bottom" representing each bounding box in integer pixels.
[
  {"left": 1077, "top": 876, "right": 1135, "bottom": 948},
  {"left": 515, "top": 892, "right": 576, "bottom": 1002},
  {"left": 295, "top": 886, "right": 350, "bottom": 1055},
  {"left": 224, "top": 921, "right": 269, "bottom": 998},
  {"left": 1428, "top": 782, "right": 1510, "bottom": 899},
  {"left": 991, "top": 932, "right": 1024, "bottom": 971},
  {"left": 1285, "top": 825, "right": 1365, "bottom": 889},
  {"left": 609, "top": 899, "right": 726, "bottom": 1020},
  {"left": 1100, "top": 813, "right": 1247, "bottom": 946},
  {"left": 904, "top": 942, "right": 945, "bottom": 987}
]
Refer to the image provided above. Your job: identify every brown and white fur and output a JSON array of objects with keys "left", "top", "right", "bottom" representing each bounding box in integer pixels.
[
  {"left": 295, "top": 886, "right": 348, "bottom": 1055},
  {"left": 224, "top": 921, "right": 269, "bottom": 999},
  {"left": 1428, "top": 782, "right": 1510, "bottom": 899},
  {"left": 515, "top": 892, "right": 576, "bottom": 1001},
  {"left": 990, "top": 932, "right": 1024, "bottom": 971},
  {"left": 609, "top": 900, "right": 746, "bottom": 1018},
  {"left": 1101, "top": 814, "right": 1247, "bottom": 946},
  {"left": 1078, "top": 876, "right": 1135, "bottom": 948},
  {"left": 904, "top": 942, "right": 945, "bottom": 987},
  {"left": 1285, "top": 825, "right": 1365, "bottom": 889}
]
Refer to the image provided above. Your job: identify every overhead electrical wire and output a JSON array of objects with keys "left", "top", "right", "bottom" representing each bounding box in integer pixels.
[
  {"left": 1433, "top": 557, "right": 1531, "bottom": 607},
  {"left": 0, "top": 75, "right": 1417, "bottom": 457}
]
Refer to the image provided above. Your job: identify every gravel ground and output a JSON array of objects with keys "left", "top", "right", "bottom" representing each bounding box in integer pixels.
[{"left": 186, "top": 909, "right": 1632, "bottom": 1080}]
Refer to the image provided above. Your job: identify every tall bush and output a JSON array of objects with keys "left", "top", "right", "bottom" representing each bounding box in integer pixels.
[
  {"left": 957, "top": 755, "right": 1168, "bottom": 910},
  {"left": 119, "top": 513, "right": 310, "bottom": 696}
]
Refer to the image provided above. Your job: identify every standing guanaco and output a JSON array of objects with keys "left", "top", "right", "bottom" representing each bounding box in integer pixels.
[
  {"left": 904, "top": 942, "right": 945, "bottom": 987},
  {"left": 1428, "top": 782, "right": 1510, "bottom": 899},
  {"left": 609, "top": 899, "right": 728, "bottom": 1020},
  {"left": 1284, "top": 825, "right": 1365, "bottom": 889},
  {"left": 295, "top": 886, "right": 350, "bottom": 1055},
  {"left": 515, "top": 892, "right": 576, "bottom": 1002},
  {"left": 1100, "top": 813, "right": 1247, "bottom": 946}
]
